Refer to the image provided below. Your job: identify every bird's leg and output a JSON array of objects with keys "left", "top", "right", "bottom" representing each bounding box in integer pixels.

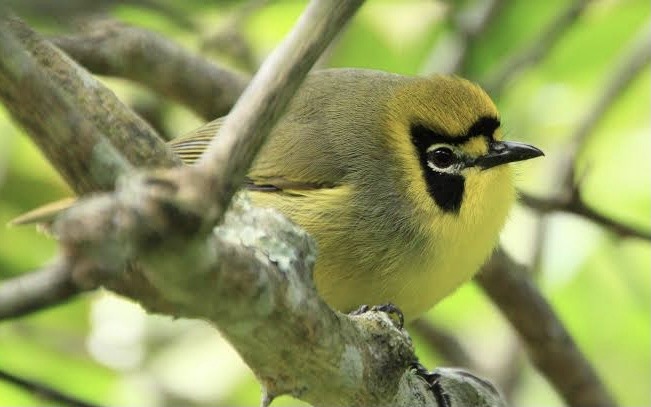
[{"left": 348, "top": 303, "right": 404, "bottom": 329}]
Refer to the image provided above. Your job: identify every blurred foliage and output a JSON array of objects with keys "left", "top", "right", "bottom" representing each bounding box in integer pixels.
[{"left": 0, "top": 0, "right": 649, "bottom": 406}]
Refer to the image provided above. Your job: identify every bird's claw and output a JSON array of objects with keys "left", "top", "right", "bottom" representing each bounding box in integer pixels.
[{"left": 410, "top": 362, "right": 451, "bottom": 407}]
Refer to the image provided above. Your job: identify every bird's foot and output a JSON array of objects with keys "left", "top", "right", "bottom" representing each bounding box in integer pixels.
[
  {"left": 349, "top": 303, "right": 404, "bottom": 329},
  {"left": 410, "top": 362, "right": 451, "bottom": 407}
]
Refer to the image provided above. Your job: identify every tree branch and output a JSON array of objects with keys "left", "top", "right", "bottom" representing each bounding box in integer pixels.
[
  {"left": 4, "top": 0, "right": 196, "bottom": 31},
  {"left": 0, "top": 15, "right": 179, "bottom": 317},
  {"left": 564, "top": 24, "right": 651, "bottom": 181},
  {"left": 476, "top": 249, "right": 616, "bottom": 407},
  {"left": 52, "top": 20, "right": 250, "bottom": 120},
  {"left": 0, "top": 17, "right": 182, "bottom": 187},
  {"left": 519, "top": 192, "right": 651, "bottom": 241},
  {"left": 0, "top": 369, "right": 105, "bottom": 407},
  {"left": 195, "top": 0, "right": 366, "bottom": 225},
  {"left": 483, "top": 0, "right": 591, "bottom": 96},
  {"left": 0, "top": 259, "right": 88, "bottom": 320},
  {"left": 201, "top": 0, "right": 269, "bottom": 73},
  {"left": 421, "top": 0, "right": 504, "bottom": 75},
  {"left": 0, "top": 368, "right": 106, "bottom": 407},
  {"left": 411, "top": 319, "right": 477, "bottom": 369},
  {"left": 0, "top": 17, "right": 133, "bottom": 195},
  {"left": 518, "top": 26, "right": 651, "bottom": 241}
]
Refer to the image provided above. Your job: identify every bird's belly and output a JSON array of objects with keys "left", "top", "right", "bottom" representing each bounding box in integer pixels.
[
  {"left": 313, "top": 243, "right": 478, "bottom": 322},
  {"left": 249, "top": 187, "right": 500, "bottom": 322}
]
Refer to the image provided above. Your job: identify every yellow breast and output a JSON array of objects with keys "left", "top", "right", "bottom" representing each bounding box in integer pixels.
[{"left": 248, "top": 163, "right": 514, "bottom": 322}]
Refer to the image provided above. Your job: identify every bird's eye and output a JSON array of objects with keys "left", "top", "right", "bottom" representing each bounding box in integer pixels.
[{"left": 428, "top": 147, "right": 455, "bottom": 169}]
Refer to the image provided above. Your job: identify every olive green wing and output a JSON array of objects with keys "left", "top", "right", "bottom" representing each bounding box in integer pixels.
[
  {"left": 168, "top": 99, "right": 349, "bottom": 192},
  {"left": 168, "top": 119, "right": 305, "bottom": 190}
]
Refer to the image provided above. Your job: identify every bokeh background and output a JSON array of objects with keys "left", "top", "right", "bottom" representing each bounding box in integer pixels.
[{"left": 0, "top": 1, "right": 649, "bottom": 406}]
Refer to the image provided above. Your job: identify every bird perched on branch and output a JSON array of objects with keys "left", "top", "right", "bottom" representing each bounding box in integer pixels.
[{"left": 13, "top": 68, "right": 543, "bottom": 322}]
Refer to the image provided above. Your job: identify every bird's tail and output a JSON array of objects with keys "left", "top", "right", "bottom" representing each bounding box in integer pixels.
[{"left": 8, "top": 197, "right": 77, "bottom": 227}]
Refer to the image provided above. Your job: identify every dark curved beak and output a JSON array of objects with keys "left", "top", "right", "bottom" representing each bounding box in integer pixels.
[{"left": 474, "top": 141, "right": 544, "bottom": 170}]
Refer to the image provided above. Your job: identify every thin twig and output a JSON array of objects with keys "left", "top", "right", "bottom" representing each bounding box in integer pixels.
[
  {"left": 563, "top": 24, "right": 651, "bottom": 186},
  {"left": 519, "top": 192, "right": 651, "bottom": 241},
  {"left": 412, "top": 317, "right": 526, "bottom": 404},
  {"left": 476, "top": 248, "right": 616, "bottom": 407},
  {"left": 529, "top": 216, "right": 550, "bottom": 275},
  {"left": 411, "top": 319, "right": 476, "bottom": 369},
  {"left": 0, "top": 259, "right": 87, "bottom": 320},
  {"left": 483, "top": 0, "right": 591, "bottom": 96},
  {"left": 0, "top": 368, "right": 107, "bottom": 407},
  {"left": 421, "top": 0, "right": 504, "bottom": 75},
  {"left": 201, "top": 0, "right": 269, "bottom": 72},
  {"left": 491, "top": 339, "right": 526, "bottom": 405},
  {"left": 517, "top": 26, "right": 651, "bottom": 242}
]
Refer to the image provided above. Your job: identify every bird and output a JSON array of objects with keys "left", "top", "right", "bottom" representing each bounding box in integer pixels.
[{"left": 13, "top": 68, "right": 543, "bottom": 322}]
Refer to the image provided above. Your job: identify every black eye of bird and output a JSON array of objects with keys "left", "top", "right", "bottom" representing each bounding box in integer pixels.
[{"left": 428, "top": 147, "right": 455, "bottom": 169}]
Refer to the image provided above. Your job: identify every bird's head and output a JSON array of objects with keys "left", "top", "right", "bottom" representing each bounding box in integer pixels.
[{"left": 383, "top": 74, "right": 543, "bottom": 223}]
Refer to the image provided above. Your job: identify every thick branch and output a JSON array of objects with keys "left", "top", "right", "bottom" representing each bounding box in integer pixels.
[
  {"left": 0, "top": 18, "right": 132, "bottom": 194},
  {"left": 0, "top": 17, "right": 181, "bottom": 315},
  {"left": 476, "top": 249, "right": 616, "bottom": 407},
  {"left": 137, "top": 198, "right": 420, "bottom": 405},
  {"left": 48, "top": 188, "right": 504, "bottom": 407},
  {"left": 0, "top": 17, "right": 181, "bottom": 191},
  {"left": 52, "top": 20, "right": 250, "bottom": 120}
]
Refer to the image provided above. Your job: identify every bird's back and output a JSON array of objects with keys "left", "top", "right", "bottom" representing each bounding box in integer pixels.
[{"left": 248, "top": 69, "right": 409, "bottom": 188}]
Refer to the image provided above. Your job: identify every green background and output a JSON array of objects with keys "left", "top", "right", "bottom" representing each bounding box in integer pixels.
[{"left": 0, "top": 1, "right": 649, "bottom": 406}]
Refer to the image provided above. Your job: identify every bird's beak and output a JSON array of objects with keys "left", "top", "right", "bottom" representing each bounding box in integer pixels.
[{"left": 474, "top": 141, "right": 544, "bottom": 170}]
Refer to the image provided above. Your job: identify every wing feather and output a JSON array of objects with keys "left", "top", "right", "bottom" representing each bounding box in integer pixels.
[
  {"left": 169, "top": 118, "right": 340, "bottom": 192},
  {"left": 168, "top": 119, "right": 223, "bottom": 164}
]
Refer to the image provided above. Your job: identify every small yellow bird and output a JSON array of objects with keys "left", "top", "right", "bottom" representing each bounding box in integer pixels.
[{"left": 14, "top": 68, "right": 543, "bottom": 322}]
